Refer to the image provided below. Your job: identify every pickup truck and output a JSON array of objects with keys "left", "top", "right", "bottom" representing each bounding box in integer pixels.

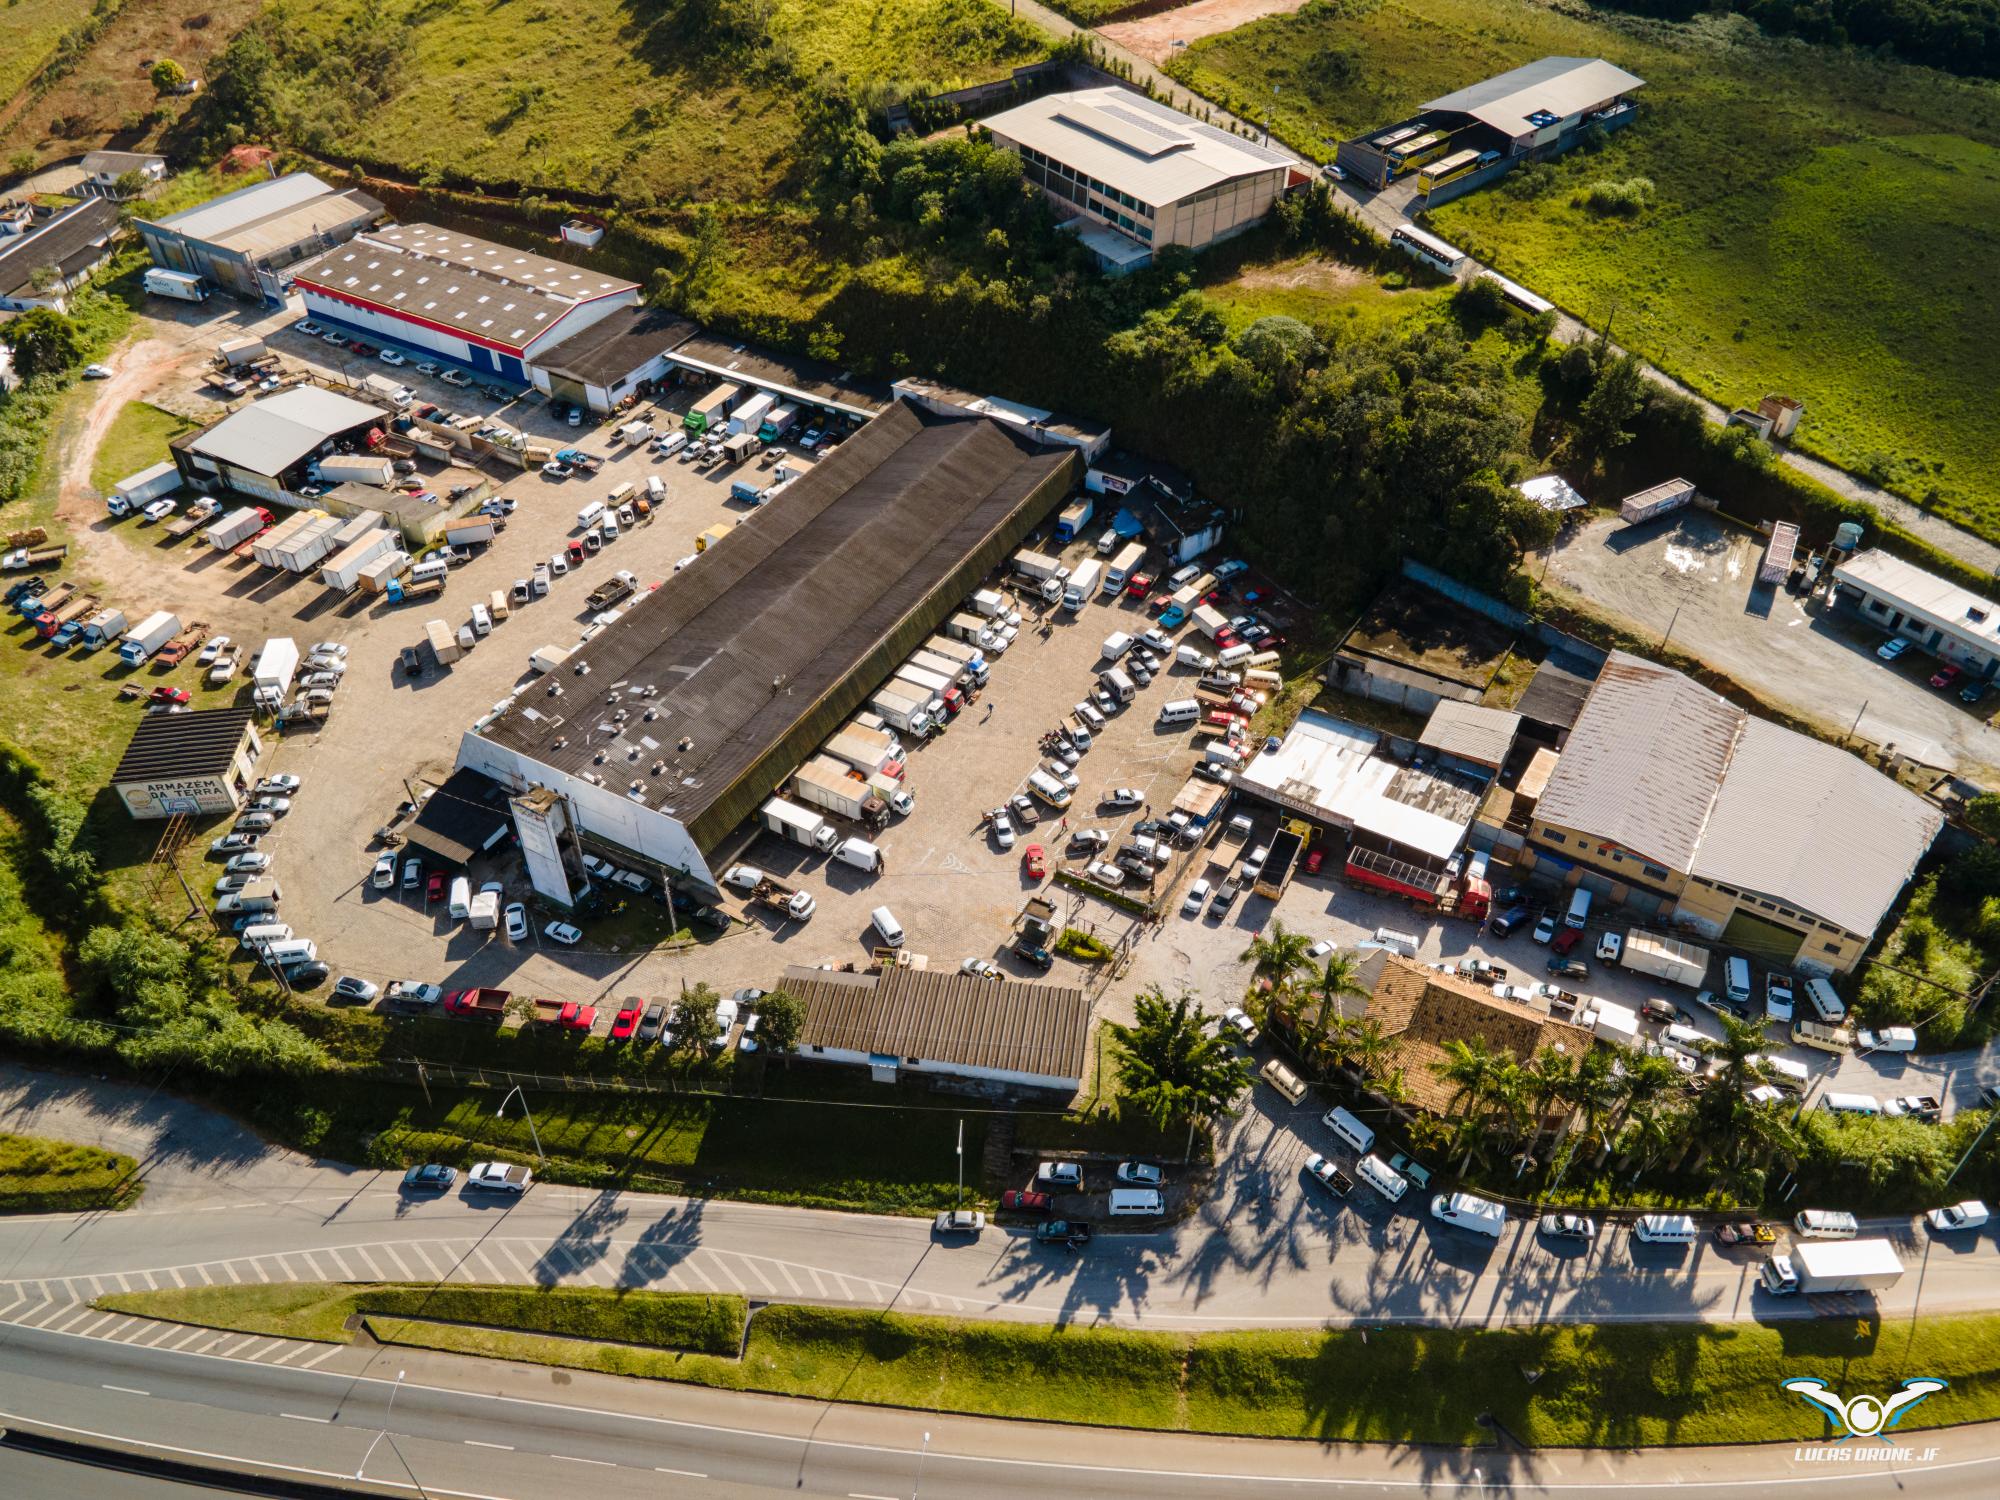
[
  {"left": 585, "top": 569, "right": 639, "bottom": 611},
  {"left": 385, "top": 980, "right": 444, "bottom": 1011},
  {"left": 154, "top": 621, "right": 210, "bottom": 667},
  {"left": 165, "top": 498, "right": 222, "bottom": 539},
  {"left": 751, "top": 877, "right": 816, "bottom": 923},
  {"left": 443, "top": 986, "right": 509, "bottom": 1022},
  {"left": 1883, "top": 1094, "right": 1943, "bottom": 1122},
  {"left": 1033, "top": 1219, "right": 1093, "bottom": 1249},
  {"left": 530, "top": 998, "right": 598, "bottom": 1032}
]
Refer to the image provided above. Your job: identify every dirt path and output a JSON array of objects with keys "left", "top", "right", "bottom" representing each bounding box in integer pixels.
[{"left": 1100, "top": 0, "right": 1311, "bottom": 65}]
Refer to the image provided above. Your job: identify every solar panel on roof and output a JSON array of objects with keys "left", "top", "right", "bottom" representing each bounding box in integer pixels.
[{"left": 1095, "top": 103, "right": 1184, "bottom": 141}]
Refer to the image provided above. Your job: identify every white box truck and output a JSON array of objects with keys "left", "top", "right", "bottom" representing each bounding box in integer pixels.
[
  {"left": 529, "top": 644, "right": 574, "bottom": 675},
  {"left": 728, "top": 392, "right": 775, "bottom": 436},
  {"left": 205, "top": 506, "right": 272, "bottom": 551},
  {"left": 143, "top": 267, "right": 208, "bottom": 302},
  {"left": 792, "top": 757, "right": 886, "bottom": 824},
  {"left": 253, "top": 638, "right": 299, "bottom": 702},
  {"left": 426, "top": 619, "right": 461, "bottom": 666},
  {"left": 217, "top": 337, "right": 267, "bottom": 367},
  {"left": 760, "top": 796, "right": 837, "bottom": 851},
  {"left": 109, "top": 462, "right": 181, "bottom": 517},
  {"left": 895, "top": 662, "right": 954, "bottom": 699},
  {"left": 1013, "top": 548, "right": 1064, "bottom": 583},
  {"left": 1104, "top": 542, "right": 1145, "bottom": 594},
  {"left": 1763, "top": 1239, "right": 1904, "bottom": 1296},
  {"left": 1064, "top": 560, "right": 1103, "bottom": 611},
  {"left": 906, "top": 649, "right": 966, "bottom": 685},
  {"left": 444, "top": 518, "right": 496, "bottom": 548},
  {"left": 824, "top": 727, "right": 899, "bottom": 775},
  {"left": 314, "top": 454, "right": 396, "bottom": 488},
  {"left": 1623, "top": 929, "right": 1710, "bottom": 990},
  {"left": 468, "top": 890, "right": 500, "bottom": 930},
  {"left": 118, "top": 610, "right": 180, "bottom": 665},
  {"left": 869, "top": 686, "right": 933, "bottom": 736}
]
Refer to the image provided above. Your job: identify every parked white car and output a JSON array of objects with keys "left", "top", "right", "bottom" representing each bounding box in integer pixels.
[{"left": 543, "top": 920, "right": 582, "bottom": 945}]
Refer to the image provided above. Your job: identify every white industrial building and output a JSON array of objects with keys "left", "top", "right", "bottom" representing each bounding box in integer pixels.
[
  {"left": 1832, "top": 549, "right": 2000, "bottom": 683},
  {"left": 292, "top": 224, "right": 640, "bottom": 388},
  {"left": 983, "top": 86, "right": 1300, "bottom": 270},
  {"left": 137, "top": 172, "right": 382, "bottom": 303},
  {"left": 172, "top": 386, "right": 387, "bottom": 505}
]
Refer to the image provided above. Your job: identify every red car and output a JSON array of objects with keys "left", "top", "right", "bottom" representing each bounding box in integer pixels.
[
  {"left": 1551, "top": 927, "right": 1582, "bottom": 956},
  {"left": 1023, "top": 843, "right": 1046, "bottom": 879},
  {"left": 1001, "top": 1189, "right": 1052, "bottom": 1213},
  {"left": 610, "top": 1002, "right": 643, "bottom": 1040},
  {"left": 1930, "top": 665, "right": 1961, "bottom": 690},
  {"left": 149, "top": 685, "right": 190, "bottom": 705},
  {"left": 1304, "top": 848, "right": 1325, "bottom": 875},
  {"left": 425, "top": 871, "right": 445, "bottom": 903},
  {"left": 555, "top": 1002, "right": 597, "bottom": 1032}
]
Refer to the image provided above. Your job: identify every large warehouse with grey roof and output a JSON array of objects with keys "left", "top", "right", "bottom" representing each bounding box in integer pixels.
[{"left": 455, "top": 400, "right": 1078, "bottom": 905}]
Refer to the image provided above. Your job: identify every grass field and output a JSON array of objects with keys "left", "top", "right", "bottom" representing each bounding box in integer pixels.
[
  {"left": 281, "top": 0, "right": 1046, "bottom": 206},
  {"left": 0, "top": 0, "right": 88, "bottom": 112},
  {"left": 97, "top": 1281, "right": 2000, "bottom": 1445},
  {"left": 89, "top": 402, "right": 197, "bottom": 494},
  {"left": 0, "top": 1130, "right": 140, "bottom": 1212},
  {"left": 1168, "top": 0, "right": 2000, "bottom": 539}
]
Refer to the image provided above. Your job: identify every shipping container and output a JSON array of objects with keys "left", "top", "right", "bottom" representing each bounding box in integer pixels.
[
  {"left": 206, "top": 506, "right": 272, "bottom": 551},
  {"left": 426, "top": 618, "right": 461, "bottom": 666},
  {"left": 319, "top": 528, "right": 398, "bottom": 592},
  {"left": 1619, "top": 478, "right": 1697, "bottom": 525}
]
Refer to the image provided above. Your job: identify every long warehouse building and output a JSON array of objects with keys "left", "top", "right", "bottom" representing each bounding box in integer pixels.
[{"left": 456, "top": 401, "right": 1079, "bottom": 904}]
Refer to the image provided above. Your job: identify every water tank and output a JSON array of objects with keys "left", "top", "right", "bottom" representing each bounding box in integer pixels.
[{"left": 1834, "top": 521, "right": 1864, "bottom": 552}]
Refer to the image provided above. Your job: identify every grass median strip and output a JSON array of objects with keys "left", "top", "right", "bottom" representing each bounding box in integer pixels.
[
  {"left": 93, "top": 1281, "right": 2000, "bottom": 1444},
  {"left": 0, "top": 1131, "right": 142, "bottom": 1214}
]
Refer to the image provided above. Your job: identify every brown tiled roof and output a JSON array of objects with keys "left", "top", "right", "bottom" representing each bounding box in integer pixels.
[
  {"left": 1361, "top": 955, "right": 1597, "bottom": 1117},
  {"left": 782, "top": 965, "right": 1089, "bottom": 1084}
]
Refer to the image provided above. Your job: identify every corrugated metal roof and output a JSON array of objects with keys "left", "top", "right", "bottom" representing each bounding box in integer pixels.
[
  {"left": 1834, "top": 549, "right": 2000, "bottom": 651},
  {"left": 471, "top": 402, "right": 1074, "bottom": 834},
  {"left": 1418, "top": 701, "right": 1520, "bottom": 768},
  {"left": 783, "top": 965, "right": 1089, "bottom": 1084},
  {"left": 214, "top": 189, "right": 380, "bottom": 261},
  {"left": 152, "top": 172, "right": 340, "bottom": 240},
  {"left": 985, "top": 87, "right": 1297, "bottom": 206},
  {"left": 0, "top": 199, "right": 118, "bottom": 298},
  {"left": 1535, "top": 651, "right": 1738, "bottom": 871},
  {"left": 668, "top": 334, "right": 892, "bottom": 416},
  {"left": 189, "top": 387, "right": 386, "bottom": 476},
  {"left": 1691, "top": 720, "right": 1941, "bottom": 937},
  {"left": 1424, "top": 57, "right": 1644, "bottom": 135},
  {"left": 535, "top": 305, "right": 698, "bottom": 386},
  {"left": 1515, "top": 658, "right": 1596, "bottom": 732},
  {"left": 112, "top": 706, "right": 256, "bottom": 784}
]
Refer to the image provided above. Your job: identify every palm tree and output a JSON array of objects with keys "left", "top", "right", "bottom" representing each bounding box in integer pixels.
[
  {"left": 1372, "top": 1065, "right": 1413, "bottom": 1121},
  {"left": 1309, "top": 951, "right": 1369, "bottom": 1036},
  {"left": 1562, "top": 1047, "right": 1625, "bottom": 1163},
  {"left": 1239, "top": 921, "right": 1313, "bottom": 988},
  {"left": 1521, "top": 1047, "right": 1577, "bottom": 1158},
  {"left": 1433, "top": 1036, "right": 1502, "bottom": 1120},
  {"left": 1342, "top": 1016, "right": 1394, "bottom": 1087},
  {"left": 1699, "top": 1012, "right": 1774, "bottom": 1101},
  {"left": 1107, "top": 986, "right": 1253, "bottom": 1137}
]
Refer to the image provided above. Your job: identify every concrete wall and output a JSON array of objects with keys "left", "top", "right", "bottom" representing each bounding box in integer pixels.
[{"left": 1398, "top": 557, "right": 1606, "bottom": 674}]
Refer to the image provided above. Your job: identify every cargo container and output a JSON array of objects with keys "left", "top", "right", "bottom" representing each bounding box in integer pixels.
[
  {"left": 906, "top": 649, "right": 967, "bottom": 685},
  {"left": 1013, "top": 548, "right": 1064, "bottom": 584},
  {"left": 1191, "top": 604, "right": 1231, "bottom": 640},
  {"left": 262, "top": 514, "right": 342, "bottom": 573},
  {"left": 722, "top": 431, "right": 759, "bottom": 464},
  {"left": 355, "top": 550, "right": 409, "bottom": 594},
  {"left": 945, "top": 612, "right": 989, "bottom": 643},
  {"left": 1054, "top": 495, "right": 1095, "bottom": 543},
  {"left": 1624, "top": 929, "right": 1710, "bottom": 990},
  {"left": 792, "top": 756, "right": 888, "bottom": 826},
  {"left": 445, "top": 519, "right": 496, "bottom": 548},
  {"left": 756, "top": 403, "right": 798, "bottom": 442},
  {"left": 924, "top": 636, "right": 987, "bottom": 683},
  {"left": 426, "top": 619, "right": 461, "bottom": 666},
  {"left": 314, "top": 454, "right": 396, "bottom": 488},
  {"left": 869, "top": 686, "right": 933, "bottom": 736},
  {"left": 361, "top": 373, "right": 413, "bottom": 409},
  {"left": 109, "top": 462, "right": 181, "bottom": 516},
  {"left": 205, "top": 506, "right": 272, "bottom": 551},
  {"left": 760, "top": 796, "right": 838, "bottom": 851},
  {"left": 684, "top": 382, "right": 739, "bottom": 436},
  {"left": 970, "top": 590, "right": 1007, "bottom": 619},
  {"left": 1104, "top": 542, "right": 1145, "bottom": 595},
  {"left": 231, "top": 878, "right": 282, "bottom": 914},
  {"left": 824, "top": 727, "right": 900, "bottom": 777},
  {"left": 895, "top": 662, "right": 954, "bottom": 699},
  {"left": 78, "top": 607, "right": 127, "bottom": 650},
  {"left": 728, "top": 392, "right": 775, "bottom": 436},
  {"left": 143, "top": 267, "right": 208, "bottom": 302},
  {"left": 1064, "top": 560, "right": 1103, "bottom": 611},
  {"left": 320, "top": 528, "right": 398, "bottom": 592},
  {"left": 468, "top": 890, "right": 500, "bottom": 930},
  {"left": 217, "top": 337, "right": 267, "bottom": 367},
  {"left": 1619, "top": 478, "right": 1697, "bottom": 525},
  {"left": 118, "top": 610, "right": 181, "bottom": 665},
  {"left": 1763, "top": 1239, "right": 1904, "bottom": 1296},
  {"left": 695, "top": 522, "right": 732, "bottom": 552}
]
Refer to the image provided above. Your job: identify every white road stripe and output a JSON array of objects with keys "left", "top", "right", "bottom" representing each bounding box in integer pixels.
[
  {"left": 222, "top": 1260, "right": 242, "bottom": 1284},
  {"left": 324, "top": 1250, "right": 355, "bottom": 1281},
  {"left": 832, "top": 1273, "right": 861, "bottom": 1302},
  {"left": 466, "top": 1249, "right": 506, "bottom": 1285},
  {"left": 101, "top": 1385, "right": 149, "bottom": 1397},
  {"left": 281, "top": 1412, "right": 330, "bottom": 1424},
  {"left": 464, "top": 1440, "right": 513, "bottom": 1451},
  {"left": 133, "top": 1323, "right": 181, "bottom": 1348},
  {"left": 552, "top": 1455, "right": 613, "bottom": 1467},
  {"left": 48, "top": 1307, "right": 97, "bottom": 1334},
  {"left": 655, "top": 1468, "right": 707, "bottom": 1478},
  {"left": 408, "top": 1243, "right": 444, "bottom": 1280},
  {"left": 496, "top": 1244, "right": 535, "bottom": 1283},
  {"left": 167, "top": 1267, "right": 186, "bottom": 1289},
  {"left": 217, "top": 1336, "right": 260, "bottom": 1358},
  {"left": 299, "top": 1251, "right": 331, "bottom": 1283},
  {"left": 236, "top": 1338, "right": 283, "bottom": 1362},
  {"left": 298, "top": 1344, "right": 343, "bottom": 1369},
  {"left": 351, "top": 1247, "right": 385, "bottom": 1281},
  {"left": 192, "top": 1263, "right": 214, "bottom": 1286},
  {"left": 114, "top": 1273, "right": 131, "bottom": 1293},
  {"left": 0, "top": 1295, "right": 28, "bottom": 1319},
  {"left": 773, "top": 1261, "right": 804, "bottom": 1296},
  {"left": 165, "top": 1326, "right": 208, "bottom": 1351},
  {"left": 267, "top": 1343, "right": 311, "bottom": 1365},
  {"left": 677, "top": 1253, "right": 718, "bottom": 1293},
  {"left": 379, "top": 1244, "right": 415, "bottom": 1281},
  {"left": 807, "top": 1266, "right": 829, "bottom": 1297}
]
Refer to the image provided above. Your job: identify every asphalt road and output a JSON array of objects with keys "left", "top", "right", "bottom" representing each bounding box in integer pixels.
[{"left": 7, "top": 1314, "right": 2000, "bottom": 1498}]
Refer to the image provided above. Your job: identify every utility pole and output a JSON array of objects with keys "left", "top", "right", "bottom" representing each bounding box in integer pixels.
[
  {"left": 495, "top": 1084, "right": 545, "bottom": 1163},
  {"left": 954, "top": 1119, "right": 964, "bottom": 1208}
]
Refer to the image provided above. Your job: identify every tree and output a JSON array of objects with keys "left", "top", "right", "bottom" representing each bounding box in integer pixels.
[
  {"left": 796, "top": 72, "right": 881, "bottom": 207},
  {"left": 754, "top": 988, "right": 804, "bottom": 1058},
  {"left": 669, "top": 985, "right": 722, "bottom": 1070},
  {"left": 1573, "top": 352, "right": 1645, "bottom": 464},
  {"left": 1966, "top": 793, "right": 2000, "bottom": 842},
  {"left": 112, "top": 169, "right": 153, "bottom": 201},
  {"left": 678, "top": 206, "right": 729, "bottom": 305},
  {"left": 1107, "top": 986, "right": 1251, "bottom": 1132},
  {"left": 1240, "top": 921, "right": 1313, "bottom": 987},
  {"left": 0, "top": 307, "right": 84, "bottom": 378},
  {"left": 150, "top": 59, "right": 188, "bottom": 96}
]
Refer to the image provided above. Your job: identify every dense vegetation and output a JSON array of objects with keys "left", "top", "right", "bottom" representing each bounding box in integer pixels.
[
  {"left": 1167, "top": 0, "right": 2000, "bottom": 542},
  {"left": 0, "top": 1130, "right": 141, "bottom": 1212},
  {"left": 1602, "top": 0, "right": 2000, "bottom": 80}
]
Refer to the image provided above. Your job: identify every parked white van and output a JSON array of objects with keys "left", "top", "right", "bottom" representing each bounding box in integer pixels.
[
  {"left": 1794, "top": 1209, "right": 1859, "bottom": 1239},
  {"left": 470, "top": 602, "right": 492, "bottom": 636},
  {"left": 261, "top": 938, "right": 318, "bottom": 967},
  {"left": 655, "top": 432, "right": 688, "bottom": 459},
  {"left": 576, "top": 500, "right": 607, "bottom": 531},
  {"left": 1158, "top": 699, "right": 1202, "bottom": 726},
  {"left": 1804, "top": 976, "right": 1846, "bottom": 1024},
  {"left": 1432, "top": 1192, "right": 1507, "bottom": 1237},
  {"left": 1101, "top": 632, "right": 1134, "bottom": 661},
  {"left": 448, "top": 876, "right": 471, "bottom": 918},
  {"left": 1026, "top": 769, "right": 1072, "bottom": 808},
  {"left": 1663, "top": 1022, "right": 1706, "bottom": 1053},
  {"left": 1217, "top": 643, "right": 1256, "bottom": 668},
  {"left": 1724, "top": 955, "right": 1753, "bottom": 1005},
  {"left": 833, "top": 837, "right": 882, "bottom": 873},
  {"left": 408, "top": 559, "right": 449, "bottom": 586},
  {"left": 870, "top": 906, "right": 905, "bottom": 948},
  {"left": 1260, "top": 1058, "right": 1308, "bottom": 1105},
  {"left": 1368, "top": 927, "right": 1420, "bottom": 958},
  {"left": 608, "top": 481, "right": 635, "bottom": 507},
  {"left": 646, "top": 474, "right": 667, "bottom": 502},
  {"left": 1109, "top": 1188, "right": 1164, "bottom": 1217},
  {"left": 240, "top": 922, "right": 294, "bottom": 950},
  {"left": 1820, "top": 1091, "right": 1882, "bottom": 1116},
  {"left": 1565, "top": 886, "right": 1593, "bottom": 929},
  {"left": 1321, "top": 1106, "right": 1376, "bottom": 1156},
  {"left": 1759, "top": 1053, "right": 1810, "bottom": 1090},
  {"left": 1633, "top": 1213, "right": 1699, "bottom": 1244},
  {"left": 1356, "top": 1154, "right": 1408, "bottom": 1202}
]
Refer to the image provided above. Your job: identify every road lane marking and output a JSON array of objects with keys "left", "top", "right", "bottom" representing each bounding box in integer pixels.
[
  {"left": 281, "top": 1412, "right": 330, "bottom": 1424},
  {"left": 655, "top": 1468, "right": 706, "bottom": 1478},
  {"left": 807, "top": 1266, "right": 828, "bottom": 1297},
  {"left": 850, "top": 1491, "right": 899, "bottom": 1499},
  {"left": 47, "top": 1306, "right": 96, "bottom": 1333},
  {"left": 409, "top": 1243, "right": 444, "bottom": 1279},
  {"left": 237, "top": 1338, "right": 284, "bottom": 1362},
  {"left": 299, "top": 1251, "right": 331, "bottom": 1282},
  {"left": 76, "top": 1313, "right": 121, "bottom": 1338},
  {"left": 774, "top": 1260, "right": 804, "bottom": 1296},
  {"left": 100, "top": 1385, "right": 149, "bottom": 1396},
  {"left": 495, "top": 1244, "right": 534, "bottom": 1282},
  {"left": 133, "top": 1323, "right": 180, "bottom": 1347},
  {"left": 325, "top": 1250, "right": 355, "bottom": 1281},
  {"left": 0, "top": 1295, "right": 27, "bottom": 1319},
  {"left": 223, "top": 1261, "right": 242, "bottom": 1284},
  {"left": 464, "top": 1440, "right": 513, "bottom": 1450},
  {"left": 164, "top": 1327, "right": 208, "bottom": 1350},
  {"left": 268, "top": 1343, "right": 310, "bottom": 1365},
  {"left": 248, "top": 1258, "right": 273, "bottom": 1284},
  {"left": 114, "top": 1273, "right": 131, "bottom": 1293},
  {"left": 678, "top": 1253, "right": 718, "bottom": 1293},
  {"left": 352, "top": 1247, "right": 384, "bottom": 1281},
  {"left": 218, "top": 1335, "right": 260, "bottom": 1358},
  {"left": 299, "top": 1344, "right": 343, "bottom": 1369},
  {"left": 380, "top": 1245, "right": 415, "bottom": 1281},
  {"left": 168, "top": 1267, "right": 185, "bottom": 1288},
  {"left": 552, "top": 1455, "right": 614, "bottom": 1467}
]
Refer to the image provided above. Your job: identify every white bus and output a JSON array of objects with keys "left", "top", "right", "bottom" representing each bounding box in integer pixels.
[{"left": 1390, "top": 225, "right": 1468, "bottom": 275}]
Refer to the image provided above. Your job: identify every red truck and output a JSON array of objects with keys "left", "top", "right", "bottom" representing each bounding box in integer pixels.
[
  {"left": 530, "top": 998, "right": 597, "bottom": 1032},
  {"left": 443, "top": 986, "right": 509, "bottom": 1022}
]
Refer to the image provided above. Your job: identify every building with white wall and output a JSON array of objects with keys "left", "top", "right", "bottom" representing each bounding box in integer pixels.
[
  {"left": 984, "top": 86, "right": 1299, "bottom": 269},
  {"left": 110, "top": 706, "right": 262, "bottom": 819},
  {"left": 1832, "top": 549, "right": 2000, "bottom": 683},
  {"left": 137, "top": 172, "right": 382, "bottom": 303},
  {"left": 172, "top": 386, "right": 387, "bottom": 505},
  {"left": 293, "top": 223, "right": 639, "bottom": 388}
]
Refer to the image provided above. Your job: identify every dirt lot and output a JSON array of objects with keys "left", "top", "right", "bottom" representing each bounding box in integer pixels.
[
  {"left": 1542, "top": 511, "right": 2000, "bottom": 780},
  {"left": 1099, "top": 0, "right": 1313, "bottom": 66}
]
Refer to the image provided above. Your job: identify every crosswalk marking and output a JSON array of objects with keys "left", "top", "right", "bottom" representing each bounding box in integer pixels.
[
  {"left": 409, "top": 1244, "right": 443, "bottom": 1280},
  {"left": 269, "top": 1343, "right": 310, "bottom": 1365},
  {"left": 167, "top": 1267, "right": 185, "bottom": 1288},
  {"left": 223, "top": 1260, "right": 242, "bottom": 1285},
  {"left": 299, "top": 1344, "right": 343, "bottom": 1369}
]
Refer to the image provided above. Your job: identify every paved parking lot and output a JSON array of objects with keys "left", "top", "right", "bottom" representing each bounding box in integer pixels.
[{"left": 1541, "top": 511, "right": 2000, "bottom": 778}]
